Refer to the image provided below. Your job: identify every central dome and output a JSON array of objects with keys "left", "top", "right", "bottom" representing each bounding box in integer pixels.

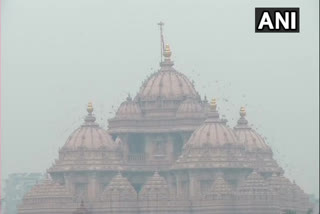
[{"left": 136, "top": 44, "right": 199, "bottom": 101}]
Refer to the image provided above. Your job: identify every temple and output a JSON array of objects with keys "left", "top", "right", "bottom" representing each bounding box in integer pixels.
[{"left": 18, "top": 28, "right": 312, "bottom": 214}]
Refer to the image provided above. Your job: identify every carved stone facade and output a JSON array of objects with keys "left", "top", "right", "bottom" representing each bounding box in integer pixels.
[{"left": 19, "top": 44, "right": 312, "bottom": 214}]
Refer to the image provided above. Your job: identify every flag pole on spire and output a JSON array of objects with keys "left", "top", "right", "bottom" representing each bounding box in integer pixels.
[{"left": 157, "top": 21, "right": 165, "bottom": 62}]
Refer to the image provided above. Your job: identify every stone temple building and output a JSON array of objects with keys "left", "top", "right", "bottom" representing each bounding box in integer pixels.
[{"left": 18, "top": 41, "right": 312, "bottom": 214}]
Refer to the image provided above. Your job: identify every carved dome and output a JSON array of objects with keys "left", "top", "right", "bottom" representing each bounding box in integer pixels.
[
  {"left": 62, "top": 103, "right": 116, "bottom": 151},
  {"left": 174, "top": 99, "right": 250, "bottom": 169},
  {"left": 49, "top": 103, "right": 123, "bottom": 173},
  {"left": 136, "top": 45, "right": 199, "bottom": 101},
  {"left": 101, "top": 172, "right": 137, "bottom": 201},
  {"left": 139, "top": 171, "right": 170, "bottom": 200},
  {"left": 232, "top": 107, "right": 282, "bottom": 174},
  {"left": 116, "top": 95, "right": 142, "bottom": 119},
  {"left": 184, "top": 99, "right": 238, "bottom": 149},
  {"left": 137, "top": 70, "right": 198, "bottom": 101},
  {"left": 176, "top": 98, "right": 204, "bottom": 118},
  {"left": 234, "top": 107, "right": 271, "bottom": 152}
]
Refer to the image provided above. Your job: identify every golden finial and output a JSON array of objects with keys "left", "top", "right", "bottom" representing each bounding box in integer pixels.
[
  {"left": 210, "top": 98, "right": 217, "bottom": 110},
  {"left": 163, "top": 44, "right": 172, "bottom": 58},
  {"left": 87, "top": 102, "right": 93, "bottom": 114},
  {"left": 240, "top": 106, "right": 246, "bottom": 117}
]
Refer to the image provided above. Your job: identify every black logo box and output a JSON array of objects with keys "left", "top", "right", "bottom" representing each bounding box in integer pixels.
[{"left": 255, "top": 8, "right": 300, "bottom": 33}]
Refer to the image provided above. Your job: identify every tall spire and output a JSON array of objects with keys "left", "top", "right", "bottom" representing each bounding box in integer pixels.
[{"left": 157, "top": 22, "right": 174, "bottom": 70}]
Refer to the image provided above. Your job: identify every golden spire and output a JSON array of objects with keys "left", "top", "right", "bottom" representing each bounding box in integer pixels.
[
  {"left": 210, "top": 98, "right": 217, "bottom": 110},
  {"left": 240, "top": 106, "right": 246, "bottom": 117},
  {"left": 87, "top": 102, "right": 93, "bottom": 114},
  {"left": 163, "top": 44, "right": 172, "bottom": 59}
]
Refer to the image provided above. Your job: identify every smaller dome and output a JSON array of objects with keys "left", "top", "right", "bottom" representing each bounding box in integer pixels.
[
  {"left": 116, "top": 95, "right": 142, "bottom": 119},
  {"left": 176, "top": 98, "right": 204, "bottom": 118},
  {"left": 184, "top": 99, "right": 238, "bottom": 148},
  {"left": 101, "top": 172, "right": 137, "bottom": 201},
  {"left": 139, "top": 171, "right": 169, "bottom": 200},
  {"left": 174, "top": 99, "right": 249, "bottom": 170},
  {"left": 49, "top": 103, "right": 123, "bottom": 173},
  {"left": 234, "top": 107, "right": 271, "bottom": 152},
  {"left": 63, "top": 103, "right": 116, "bottom": 151}
]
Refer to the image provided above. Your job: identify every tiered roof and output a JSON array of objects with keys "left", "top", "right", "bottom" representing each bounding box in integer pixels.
[
  {"left": 139, "top": 171, "right": 170, "bottom": 200},
  {"left": 21, "top": 177, "right": 73, "bottom": 206},
  {"left": 238, "top": 171, "right": 270, "bottom": 196},
  {"left": 101, "top": 172, "right": 137, "bottom": 201},
  {"left": 205, "top": 174, "right": 234, "bottom": 199}
]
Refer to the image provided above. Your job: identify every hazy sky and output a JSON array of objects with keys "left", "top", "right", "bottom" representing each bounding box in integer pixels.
[{"left": 1, "top": 0, "right": 319, "bottom": 197}]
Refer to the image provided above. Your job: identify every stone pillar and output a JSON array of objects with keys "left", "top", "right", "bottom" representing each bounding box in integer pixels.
[
  {"left": 88, "top": 172, "right": 98, "bottom": 201},
  {"left": 64, "top": 173, "right": 75, "bottom": 195},
  {"left": 167, "top": 135, "right": 174, "bottom": 162},
  {"left": 166, "top": 174, "right": 176, "bottom": 198},
  {"left": 176, "top": 174, "right": 182, "bottom": 198},
  {"left": 189, "top": 172, "right": 199, "bottom": 199}
]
